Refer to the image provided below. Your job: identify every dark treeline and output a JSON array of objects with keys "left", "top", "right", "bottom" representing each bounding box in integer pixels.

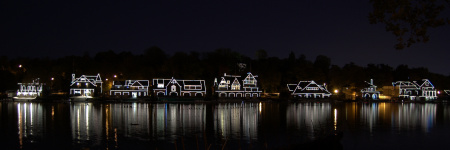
[{"left": 1, "top": 46, "right": 450, "bottom": 97}]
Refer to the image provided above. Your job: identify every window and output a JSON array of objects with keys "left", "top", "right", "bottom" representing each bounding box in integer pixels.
[
  {"left": 232, "top": 84, "right": 240, "bottom": 90},
  {"left": 158, "top": 84, "right": 164, "bottom": 88},
  {"left": 243, "top": 78, "right": 256, "bottom": 84},
  {"left": 306, "top": 87, "right": 319, "bottom": 90},
  {"left": 185, "top": 85, "right": 201, "bottom": 90},
  {"left": 171, "top": 85, "right": 176, "bottom": 92}
]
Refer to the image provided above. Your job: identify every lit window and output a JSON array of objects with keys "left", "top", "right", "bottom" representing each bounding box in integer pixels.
[
  {"left": 158, "top": 84, "right": 164, "bottom": 88},
  {"left": 171, "top": 85, "right": 176, "bottom": 92},
  {"left": 232, "top": 84, "right": 240, "bottom": 90}
]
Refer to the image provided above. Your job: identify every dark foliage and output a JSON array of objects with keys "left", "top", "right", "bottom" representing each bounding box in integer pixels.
[{"left": 369, "top": 0, "right": 449, "bottom": 49}]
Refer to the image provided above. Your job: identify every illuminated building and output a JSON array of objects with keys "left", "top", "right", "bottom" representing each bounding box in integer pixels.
[
  {"left": 152, "top": 77, "right": 206, "bottom": 97},
  {"left": 287, "top": 80, "right": 331, "bottom": 98},
  {"left": 15, "top": 78, "right": 44, "bottom": 99},
  {"left": 392, "top": 79, "right": 437, "bottom": 101},
  {"left": 361, "top": 79, "right": 380, "bottom": 100},
  {"left": 70, "top": 73, "right": 103, "bottom": 98},
  {"left": 110, "top": 80, "right": 150, "bottom": 98},
  {"left": 213, "top": 72, "right": 262, "bottom": 98}
]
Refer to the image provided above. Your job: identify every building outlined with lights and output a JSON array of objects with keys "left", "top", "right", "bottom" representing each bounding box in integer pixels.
[
  {"left": 152, "top": 77, "right": 206, "bottom": 97},
  {"left": 213, "top": 72, "right": 262, "bottom": 98},
  {"left": 70, "top": 73, "right": 103, "bottom": 98},
  {"left": 287, "top": 80, "right": 331, "bottom": 98},
  {"left": 110, "top": 80, "right": 150, "bottom": 98},
  {"left": 15, "top": 78, "right": 44, "bottom": 99},
  {"left": 392, "top": 79, "right": 437, "bottom": 101},
  {"left": 361, "top": 79, "right": 380, "bottom": 100}
]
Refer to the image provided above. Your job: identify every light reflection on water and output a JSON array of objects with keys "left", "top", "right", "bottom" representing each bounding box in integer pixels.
[
  {"left": 1, "top": 101, "right": 450, "bottom": 149},
  {"left": 214, "top": 102, "right": 260, "bottom": 141},
  {"left": 286, "top": 102, "right": 332, "bottom": 140},
  {"left": 349, "top": 103, "right": 437, "bottom": 133},
  {"left": 16, "top": 102, "right": 45, "bottom": 148}
]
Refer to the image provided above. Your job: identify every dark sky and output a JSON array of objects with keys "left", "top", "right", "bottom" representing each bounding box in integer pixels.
[{"left": 1, "top": 1, "right": 449, "bottom": 75}]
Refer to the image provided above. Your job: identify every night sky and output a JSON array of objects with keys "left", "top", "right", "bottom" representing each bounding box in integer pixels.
[{"left": 2, "top": 1, "right": 449, "bottom": 75}]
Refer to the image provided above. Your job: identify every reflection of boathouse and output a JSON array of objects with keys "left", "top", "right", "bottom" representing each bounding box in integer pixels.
[
  {"left": 214, "top": 72, "right": 262, "bottom": 98},
  {"left": 16, "top": 78, "right": 44, "bottom": 99},
  {"left": 287, "top": 80, "right": 331, "bottom": 98},
  {"left": 392, "top": 79, "right": 437, "bottom": 101},
  {"left": 361, "top": 79, "right": 380, "bottom": 100},
  {"left": 152, "top": 77, "right": 206, "bottom": 97},
  {"left": 70, "top": 73, "right": 103, "bottom": 98}
]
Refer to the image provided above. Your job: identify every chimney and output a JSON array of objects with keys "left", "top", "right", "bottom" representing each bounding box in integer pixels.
[
  {"left": 370, "top": 79, "right": 373, "bottom": 85},
  {"left": 72, "top": 74, "right": 75, "bottom": 81}
]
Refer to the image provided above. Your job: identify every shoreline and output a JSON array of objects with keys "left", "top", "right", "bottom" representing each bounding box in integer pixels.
[{"left": 1, "top": 96, "right": 448, "bottom": 103}]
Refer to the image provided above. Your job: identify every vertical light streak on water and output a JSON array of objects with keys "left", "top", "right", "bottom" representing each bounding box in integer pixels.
[
  {"left": 259, "top": 102, "right": 262, "bottom": 114},
  {"left": 24, "top": 103, "right": 27, "bottom": 137},
  {"left": 18, "top": 103, "right": 23, "bottom": 149},
  {"left": 52, "top": 105, "right": 54, "bottom": 121},
  {"left": 85, "top": 103, "right": 89, "bottom": 140},
  {"left": 334, "top": 109, "right": 337, "bottom": 131},
  {"left": 106, "top": 104, "right": 109, "bottom": 142},
  {"left": 30, "top": 103, "right": 33, "bottom": 134},
  {"left": 77, "top": 107, "right": 80, "bottom": 142}
]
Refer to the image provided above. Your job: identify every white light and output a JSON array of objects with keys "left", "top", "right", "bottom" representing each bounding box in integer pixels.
[
  {"left": 287, "top": 80, "right": 332, "bottom": 98},
  {"left": 438, "top": 91, "right": 441, "bottom": 94},
  {"left": 105, "top": 78, "right": 108, "bottom": 81},
  {"left": 114, "top": 75, "right": 117, "bottom": 78},
  {"left": 334, "top": 89, "right": 338, "bottom": 94},
  {"left": 18, "top": 64, "right": 22, "bottom": 68},
  {"left": 334, "top": 108, "right": 337, "bottom": 131},
  {"left": 214, "top": 72, "right": 262, "bottom": 98},
  {"left": 259, "top": 102, "right": 262, "bottom": 114},
  {"left": 153, "top": 78, "right": 206, "bottom": 97},
  {"left": 51, "top": 77, "right": 54, "bottom": 81}
]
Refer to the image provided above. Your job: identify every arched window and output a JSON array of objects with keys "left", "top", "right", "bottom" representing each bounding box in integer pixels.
[{"left": 171, "top": 85, "right": 176, "bottom": 92}]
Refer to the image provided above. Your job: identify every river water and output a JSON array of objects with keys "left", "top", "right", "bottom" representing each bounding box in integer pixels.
[{"left": 0, "top": 101, "right": 449, "bottom": 149}]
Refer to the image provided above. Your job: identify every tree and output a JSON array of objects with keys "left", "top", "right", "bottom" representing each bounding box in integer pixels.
[
  {"left": 255, "top": 49, "right": 268, "bottom": 60},
  {"left": 369, "top": 0, "right": 449, "bottom": 49}
]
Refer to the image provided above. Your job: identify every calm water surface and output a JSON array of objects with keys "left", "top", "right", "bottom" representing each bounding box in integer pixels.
[{"left": 1, "top": 101, "right": 449, "bottom": 149}]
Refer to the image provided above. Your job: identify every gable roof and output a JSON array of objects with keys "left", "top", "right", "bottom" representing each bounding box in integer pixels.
[
  {"left": 71, "top": 74, "right": 102, "bottom": 86},
  {"left": 297, "top": 81, "right": 311, "bottom": 89},
  {"left": 287, "top": 84, "right": 297, "bottom": 91},
  {"left": 130, "top": 81, "right": 143, "bottom": 87},
  {"left": 289, "top": 80, "right": 331, "bottom": 94},
  {"left": 232, "top": 78, "right": 240, "bottom": 85},
  {"left": 393, "top": 79, "right": 435, "bottom": 90},
  {"left": 166, "top": 78, "right": 182, "bottom": 87},
  {"left": 153, "top": 78, "right": 206, "bottom": 90},
  {"left": 419, "top": 79, "right": 434, "bottom": 88},
  {"left": 393, "top": 81, "right": 419, "bottom": 89}
]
